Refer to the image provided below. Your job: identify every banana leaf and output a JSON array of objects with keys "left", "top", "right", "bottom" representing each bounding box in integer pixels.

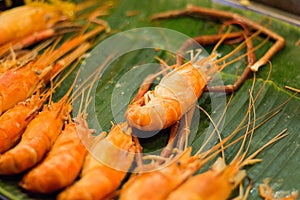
[{"left": 0, "top": 0, "right": 299, "bottom": 199}]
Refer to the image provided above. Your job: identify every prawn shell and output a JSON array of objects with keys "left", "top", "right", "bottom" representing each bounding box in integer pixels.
[
  {"left": 0, "top": 102, "right": 66, "bottom": 174},
  {"left": 19, "top": 122, "right": 87, "bottom": 194},
  {"left": 0, "top": 4, "right": 65, "bottom": 45},
  {"left": 125, "top": 62, "right": 207, "bottom": 131}
]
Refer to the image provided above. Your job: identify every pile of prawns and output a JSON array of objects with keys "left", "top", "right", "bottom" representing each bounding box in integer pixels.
[{"left": 0, "top": 2, "right": 297, "bottom": 200}]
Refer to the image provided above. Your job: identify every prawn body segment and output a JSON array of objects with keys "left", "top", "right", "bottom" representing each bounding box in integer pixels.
[{"left": 125, "top": 62, "right": 209, "bottom": 131}]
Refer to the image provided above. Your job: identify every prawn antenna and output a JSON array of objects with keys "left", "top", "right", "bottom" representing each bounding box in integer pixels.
[
  {"left": 196, "top": 92, "right": 234, "bottom": 156},
  {"left": 196, "top": 105, "right": 225, "bottom": 161},
  {"left": 233, "top": 75, "right": 257, "bottom": 162}
]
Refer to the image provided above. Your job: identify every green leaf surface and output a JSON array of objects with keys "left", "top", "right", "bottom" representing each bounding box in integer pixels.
[{"left": 0, "top": 0, "right": 299, "bottom": 199}]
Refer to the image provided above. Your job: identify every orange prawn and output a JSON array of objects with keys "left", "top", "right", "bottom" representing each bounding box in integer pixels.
[
  {"left": 0, "top": 0, "right": 75, "bottom": 46},
  {"left": 125, "top": 57, "right": 210, "bottom": 131},
  {"left": 125, "top": 5, "right": 285, "bottom": 131},
  {"left": 119, "top": 130, "right": 243, "bottom": 200},
  {"left": 57, "top": 122, "right": 136, "bottom": 200},
  {"left": 120, "top": 147, "right": 203, "bottom": 200},
  {"left": 0, "top": 77, "right": 76, "bottom": 175},
  {"left": 0, "top": 1, "right": 113, "bottom": 58},
  {"left": 0, "top": 26, "right": 104, "bottom": 114}
]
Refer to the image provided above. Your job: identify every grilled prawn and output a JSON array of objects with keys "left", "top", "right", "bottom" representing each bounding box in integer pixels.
[
  {"left": 0, "top": 0, "right": 75, "bottom": 46},
  {"left": 19, "top": 118, "right": 87, "bottom": 193},
  {"left": 57, "top": 122, "right": 136, "bottom": 200},
  {"left": 125, "top": 5, "right": 285, "bottom": 131}
]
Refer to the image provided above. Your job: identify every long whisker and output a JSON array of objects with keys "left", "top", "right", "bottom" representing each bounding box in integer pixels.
[
  {"left": 240, "top": 75, "right": 257, "bottom": 162},
  {"left": 197, "top": 105, "right": 225, "bottom": 160},
  {"left": 196, "top": 93, "right": 235, "bottom": 156}
]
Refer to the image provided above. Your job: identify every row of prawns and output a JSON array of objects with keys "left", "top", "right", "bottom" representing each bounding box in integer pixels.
[
  {"left": 0, "top": 0, "right": 113, "bottom": 156},
  {"left": 0, "top": 3, "right": 297, "bottom": 200},
  {"left": 0, "top": 0, "right": 127, "bottom": 199}
]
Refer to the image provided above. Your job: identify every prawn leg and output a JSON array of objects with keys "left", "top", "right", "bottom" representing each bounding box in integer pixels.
[{"left": 151, "top": 4, "right": 285, "bottom": 72}]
